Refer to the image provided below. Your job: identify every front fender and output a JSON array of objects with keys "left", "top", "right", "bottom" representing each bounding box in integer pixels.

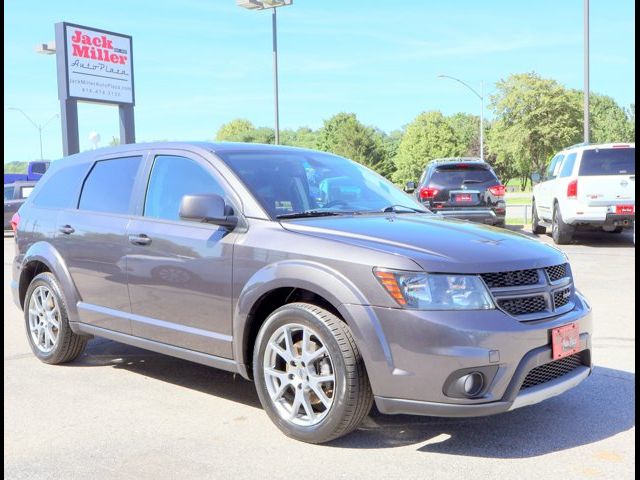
[
  {"left": 19, "top": 241, "right": 82, "bottom": 326},
  {"left": 233, "top": 260, "right": 377, "bottom": 378}
]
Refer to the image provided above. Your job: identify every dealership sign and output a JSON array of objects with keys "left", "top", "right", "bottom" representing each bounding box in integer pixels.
[{"left": 60, "top": 23, "right": 134, "bottom": 104}]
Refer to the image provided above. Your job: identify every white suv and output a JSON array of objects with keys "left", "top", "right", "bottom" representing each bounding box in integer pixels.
[{"left": 532, "top": 143, "right": 635, "bottom": 244}]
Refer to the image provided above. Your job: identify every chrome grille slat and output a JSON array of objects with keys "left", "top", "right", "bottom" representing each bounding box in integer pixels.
[{"left": 520, "top": 353, "right": 585, "bottom": 390}]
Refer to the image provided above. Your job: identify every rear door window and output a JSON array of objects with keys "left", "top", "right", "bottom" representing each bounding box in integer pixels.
[
  {"left": 430, "top": 165, "right": 498, "bottom": 187},
  {"left": 579, "top": 148, "right": 635, "bottom": 176},
  {"left": 4, "top": 186, "right": 14, "bottom": 201},
  {"left": 79, "top": 156, "right": 143, "bottom": 214}
]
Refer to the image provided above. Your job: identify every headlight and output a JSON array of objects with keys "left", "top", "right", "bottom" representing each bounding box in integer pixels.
[{"left": 374, "top": 268, "right": 495, "bottom": 310}]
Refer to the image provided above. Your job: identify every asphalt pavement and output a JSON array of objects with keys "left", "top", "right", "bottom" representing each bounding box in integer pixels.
[{"left": 4, "top": 228, "right": 635, "bottom": 480}]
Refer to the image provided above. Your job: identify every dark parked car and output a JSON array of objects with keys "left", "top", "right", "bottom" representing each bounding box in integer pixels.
[
  {"left": 4, "top": 181, "right": 36, "bottom": 229},
  {"left": 407, "top": 158, "right": 507, "bottom": 226},
  {"left": 11, "top": 143, "right": 592, "bottom": 443}
]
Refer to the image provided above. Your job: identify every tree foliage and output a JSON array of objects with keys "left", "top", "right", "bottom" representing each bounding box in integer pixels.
[{"left": 392, "top": 111, "right": 462, "bottom": 184}]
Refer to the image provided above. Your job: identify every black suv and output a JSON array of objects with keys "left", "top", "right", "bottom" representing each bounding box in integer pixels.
[{"left": 407, "top": 158, "right": 506, "bottom": 226}]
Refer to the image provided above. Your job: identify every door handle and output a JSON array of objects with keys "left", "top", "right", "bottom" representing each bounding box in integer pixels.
[
  {"left": 129, "top": 234, "right": 152, "bottom": 246},
  {"left": 59, "top": 225, "right": 75, "bottom": 235}
]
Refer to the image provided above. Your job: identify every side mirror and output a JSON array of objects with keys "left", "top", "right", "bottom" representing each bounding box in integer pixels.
[
  {"left": 530, "top": 172, "right": 541, "bottom": 184},
  {"left": 179, "top": 194, "right": 238, "bottom": 228},
  {"left": 405, "top": 181, "right": 417, "bottom": 193}
]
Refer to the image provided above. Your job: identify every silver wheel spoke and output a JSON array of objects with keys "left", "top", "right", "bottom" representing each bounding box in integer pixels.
[
  {"left": 263, "top": 322, "right": 335, "bottom": 427},
  {"left": 28, "top": 286, "right": 59, "bottom": 353}
]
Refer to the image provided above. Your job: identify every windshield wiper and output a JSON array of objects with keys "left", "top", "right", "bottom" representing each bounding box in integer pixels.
[
  {"left": 462, "top": 179, "right": 483, "bottom": 184},
  {"left": 276, "top": 210, "right": 347, "bottom": 219},
  {"left": 381, "top": 204, "right": 428, "bottom": 213}
]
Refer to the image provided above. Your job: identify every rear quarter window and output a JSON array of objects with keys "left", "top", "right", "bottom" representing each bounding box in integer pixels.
[
  {"left": 579, "top": 148, "right": 635, "bottom": 176},
  {"left": 32, "top": 162, "right": 90, "bottom": 209}
]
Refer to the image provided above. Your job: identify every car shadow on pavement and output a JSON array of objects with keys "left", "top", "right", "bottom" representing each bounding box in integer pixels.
[
  {"left": 330, "top": 366, "right": 634, "bottom": 457},
  {"left": 70, "top": 338, "right": 262, "bottom": 409},
  {"left": 506, "top": 225, "right": 634, "bottom": 248},
  {"left": 71, "top": 339, "right": 633, "bottom": 457}
]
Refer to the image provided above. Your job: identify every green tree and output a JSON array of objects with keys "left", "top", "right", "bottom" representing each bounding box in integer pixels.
[
  {"left": 316, "top": 113, "right": 389, "bottom": 176},
  {"left": 280, "top": 127, "right": 319, "bottom": 149},
  {"left": 3, "top": 161, "right": 28, "bottom": 173},
  {"left": 446, "top": 112, "right": 480, "bottom": 157},
  {"left": 571, "top": 92, "right": 635, "bottom": 143},
  {"left": 488, "top": 72, "right": 582, "bottom": 189},
  {"left": 392, "top": 111, "right": 461, "bottom": 185}
]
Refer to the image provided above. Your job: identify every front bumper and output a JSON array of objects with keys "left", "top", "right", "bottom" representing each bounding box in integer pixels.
[{"left": 339, "top": 292, "right": 593, "bottom": 417}]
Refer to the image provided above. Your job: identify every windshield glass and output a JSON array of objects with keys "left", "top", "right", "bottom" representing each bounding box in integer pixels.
[{"left": 218, "top": 149, "right": 427, "bottom": 218}]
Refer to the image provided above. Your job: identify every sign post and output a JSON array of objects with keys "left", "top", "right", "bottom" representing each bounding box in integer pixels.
[{"left": 54, "top": 22, "right": 135, "bottom": 155}]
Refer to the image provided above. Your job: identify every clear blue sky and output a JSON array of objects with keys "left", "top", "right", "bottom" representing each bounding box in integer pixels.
[{"left": 3, "top": 0, "right": 635, "bottom": 163}]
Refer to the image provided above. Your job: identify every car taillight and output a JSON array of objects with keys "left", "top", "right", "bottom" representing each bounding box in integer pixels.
[
  {"left": 488, "top": 185, "right": 505, "bottom": 196},
  {"left": 567, "top": 179, "right": 578, "bottom": 199},
  {"left": 419, "top": 187, "right": 439, "bottom": 199},
  {"left": 10, "top": 212, "right": 20, "bottom": 232}
]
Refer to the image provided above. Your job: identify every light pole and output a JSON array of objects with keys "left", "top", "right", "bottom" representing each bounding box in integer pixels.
[
  {"left": 237, "top": 0, "right": 293, "bottom": 145},
  {"left": 584, "top": 0, "right": 590, "bottom": 143},
  {"left": 438, "top": 75, "right": 484, "bottom": 161},
  {"left": 7, "top": 108, "right": 59, "bottom": 160}
]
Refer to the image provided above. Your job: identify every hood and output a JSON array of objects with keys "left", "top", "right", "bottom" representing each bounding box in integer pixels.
[{"left": 280, "top": 214, "right": 567, "bottom": 273}]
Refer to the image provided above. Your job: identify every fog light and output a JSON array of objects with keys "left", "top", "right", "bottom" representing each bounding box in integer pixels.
[{"left": 462, "top": 372, "right": 484, "bottom": 396}]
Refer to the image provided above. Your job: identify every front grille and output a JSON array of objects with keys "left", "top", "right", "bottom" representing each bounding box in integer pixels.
[
  {"left": 481, "top": 269, "right": 539, "bottom": 288},
  {"left": 553, "top": 287, "right": 572, "bottom": 309},
  {"left": 546, "top": 263, "right": 568, "bottom": 282},
  {"left": 497, "top": 296, "right": 547, "bottom": 316},
  {"left": 520, "top": 353, "right": 585, "bottom": 390}
]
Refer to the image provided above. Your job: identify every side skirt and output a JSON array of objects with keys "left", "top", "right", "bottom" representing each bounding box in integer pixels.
[{"left": 73, "top": 322, "right": 241, "bottom": 374}]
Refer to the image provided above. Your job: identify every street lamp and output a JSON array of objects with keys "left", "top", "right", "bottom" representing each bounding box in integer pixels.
[
  {"left": 583, "top": 0, "right": 590, "bottom": 143},
  {"left": 237, "top": 0, "right": 293, "bottom": 145},
  {"left": 438, "top": 75, "right": 484, "bottom": 161},
  {"left": 7, "top": 108, "right": 59, "bottom": 160}
]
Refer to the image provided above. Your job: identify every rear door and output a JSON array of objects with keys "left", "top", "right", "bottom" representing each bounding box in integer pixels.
[
  {"left": 125, "top": 151, "right": 239, "bottom": 358},
  {"left": 427, "top": 164, "right": 499, "bottom": 209},
  {"left": 57, "top": 153, "right": 147, "bottom": 333},
  {"left": 536, "top": 154, "right": 564, "bottom": 219},
  {"left": 576, "top": 146, "right": 635, "bottom": 207}
]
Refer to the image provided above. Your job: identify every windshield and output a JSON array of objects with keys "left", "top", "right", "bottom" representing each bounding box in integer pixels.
[
  {"left": 218, "top": 149, "right": 427, "bottom": 218},
  {"left": 579, "top": 147, "right": 635, "bottom": 176}
]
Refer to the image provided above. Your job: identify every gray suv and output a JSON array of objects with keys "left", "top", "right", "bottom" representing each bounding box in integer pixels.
[{"left": 11, "top": 142, "right": 593, "bottom": 444}]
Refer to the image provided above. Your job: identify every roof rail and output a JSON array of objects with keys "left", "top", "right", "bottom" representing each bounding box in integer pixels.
[
  {"left": 564, "top": 142, "right": 589, "bottom": 150},
  {"left": 428, "top": 157, "right": 483, "bottom": 164}
]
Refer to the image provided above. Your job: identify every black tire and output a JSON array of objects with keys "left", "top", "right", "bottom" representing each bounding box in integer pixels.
[
  {"left": 552, "top": 203, "right": 573, "bottom": 244},
  {"left": 605, "top": 227, "right": 624, "bottom": 234},
  {"left": 531, "top": 200, "right": 546, "bottom": 234},
  {"left": 253, "top": 302, "right": 373, "bottom": 444},
  {"left": 495, "top": 219, "right": 506, "bottom": 228},
  {"left": 24, "top": 272, "right": 88, "bottom": 364}
]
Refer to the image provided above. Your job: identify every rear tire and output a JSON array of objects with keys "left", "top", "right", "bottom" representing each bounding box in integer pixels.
[
  {"left": 604, "top": 227, "right": 624, "bottom": 234},
  {"left": 531, "top": 200, "right": 546, "bottom": 234},
  {"left": 253, "top": 302, "right": 373, "bottom": 444},
  {"left": 552, "top": 203, "right": 573, "bottom": 244},
  {"left": 24, "top": 272, "right": 88, "bottom": 364}
]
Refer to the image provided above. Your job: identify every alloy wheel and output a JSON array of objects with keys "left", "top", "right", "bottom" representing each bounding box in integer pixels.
[
  {"left": 28, "top": 285, "right": 60, "bottom": 353},
  {"left": 263, "top": 323, "right": 335, "bottom": 427}
]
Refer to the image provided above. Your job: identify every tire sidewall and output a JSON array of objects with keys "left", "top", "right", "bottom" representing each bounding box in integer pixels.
[
  {"left": 253, "top": 305, "right": 350, "bottom": 443},
  {"left": 24, "top": 272, "right": 72, "bottom": 364}
]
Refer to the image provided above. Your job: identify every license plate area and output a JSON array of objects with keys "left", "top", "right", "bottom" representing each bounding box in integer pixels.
[
  {"left": 454, "top": 193, "right": 473, "bottom": 203},
  {"left": 551, "top": 323, "right": 580, "bottom": 359},
  {"left": 616, "top": 205, "right": 635, "bottom": 214}
]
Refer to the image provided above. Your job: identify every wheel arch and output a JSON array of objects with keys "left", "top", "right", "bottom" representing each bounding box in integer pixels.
[
  {"left": 233, "top": 260, "right": 368, "bottom": 380},
  {"left": 18, "top": 242, "right": 81, "bottom": 326}
]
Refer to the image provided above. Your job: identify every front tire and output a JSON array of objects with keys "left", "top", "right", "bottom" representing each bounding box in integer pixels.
[
  {"left": 552, "top": 203, "right": 573, "bottom": 244},
  {"left": 253, "top": 303, "right": 373, "bottom": 444},
  {"left": 531, "top": 200, "right": 546, "bottom": 234},
  {"left": 24, "top": 272, "right": 88, "bottom": 364}
]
